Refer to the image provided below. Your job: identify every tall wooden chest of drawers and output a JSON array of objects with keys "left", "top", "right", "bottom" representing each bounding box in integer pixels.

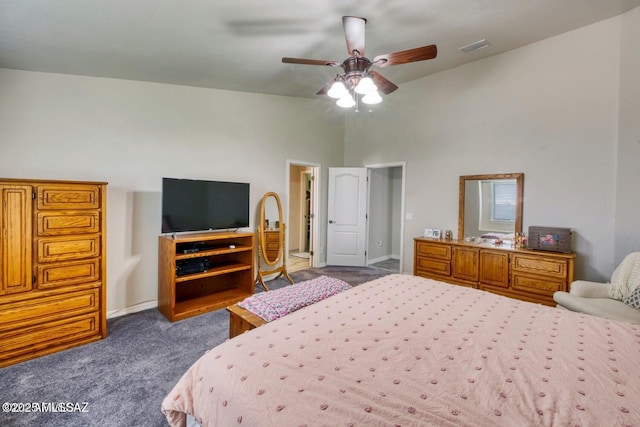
[
  {"left": 414, "top": 237, "right": 575, "bottom": 306},
  {"left": 0, "top": 179, "right": 107, "bottom": 367}
]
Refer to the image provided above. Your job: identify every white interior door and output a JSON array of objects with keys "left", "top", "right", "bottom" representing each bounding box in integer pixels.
[{"left": 327, "top": 167, "right": 367, "bottom": 266}]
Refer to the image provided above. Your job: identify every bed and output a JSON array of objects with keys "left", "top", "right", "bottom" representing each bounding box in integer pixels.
[{"left": 162, "top": 274, "right": 639, "bottom": 426}]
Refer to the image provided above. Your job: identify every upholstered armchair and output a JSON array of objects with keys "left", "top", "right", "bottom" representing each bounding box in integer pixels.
[{"left": 553, "top": 252, "right": 640, "bottom": 323}]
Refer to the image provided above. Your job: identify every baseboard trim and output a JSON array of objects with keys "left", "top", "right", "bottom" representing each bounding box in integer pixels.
[
  {"left": 367, "top": 254, "right": 393, "bottom": 265},
  {"left": 107, "top": 300, "right": 158, "bottom": 319}
]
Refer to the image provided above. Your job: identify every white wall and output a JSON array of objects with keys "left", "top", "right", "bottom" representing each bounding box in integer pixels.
[
  {"left": 345, "top": 11, "right": 640, "bottom": 281},
  {"left": 614, "top": 6, "right": 640, "bottom": 263},
  {"left": 0, "top": 69, "right": 345, "bottom": 315}
]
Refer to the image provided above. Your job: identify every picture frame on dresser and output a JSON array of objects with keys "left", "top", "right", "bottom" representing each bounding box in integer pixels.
[{"left": 424, "top": 228, "right": 441, "bottom": 238}]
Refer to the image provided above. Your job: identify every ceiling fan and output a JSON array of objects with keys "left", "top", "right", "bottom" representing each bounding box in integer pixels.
[{"left": 282, "top": 16, "right": 437, "bottom": 108}]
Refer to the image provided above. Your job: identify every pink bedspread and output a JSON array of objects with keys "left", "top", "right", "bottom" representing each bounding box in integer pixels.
[{"left": 162, "top": 274, "right": 640, "bottom": 426}]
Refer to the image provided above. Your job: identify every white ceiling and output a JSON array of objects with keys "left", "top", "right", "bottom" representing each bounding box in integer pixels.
[{"left": 1, "top": 0, "right": 639, "bottom": 99}]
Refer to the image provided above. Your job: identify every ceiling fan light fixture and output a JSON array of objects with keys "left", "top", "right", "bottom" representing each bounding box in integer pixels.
[
  {"left": 354, "top": 76, "right": 377, "bottom": 94},
  {"left": 327, "top": 81, "right": 348, "bottom": 99},
  {"left": 362, "top": 90, "right": 382, "bottom": 105},
  {"left": 336, "top": 94, "right": 356, "bottom": 108}
]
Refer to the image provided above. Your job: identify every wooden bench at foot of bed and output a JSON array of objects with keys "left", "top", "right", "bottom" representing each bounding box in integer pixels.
[
  {"left": 227, "top": 304, "right": 267, "bottom": 338},
  {"left": 226, "top": 276, "right": 352, "bottom": 339}
]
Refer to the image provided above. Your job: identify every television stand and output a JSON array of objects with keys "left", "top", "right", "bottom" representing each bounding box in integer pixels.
[{"left": 158, "top": 231, "right": 254, "bottom": 322}]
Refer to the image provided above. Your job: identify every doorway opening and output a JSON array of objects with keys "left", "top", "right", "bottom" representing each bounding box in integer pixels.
[
  {"left": 366, "top": 163, "right": 404, "bottom": 274},
  {"left": 287, "top": 161, "right": 319, "bottom": 273}
]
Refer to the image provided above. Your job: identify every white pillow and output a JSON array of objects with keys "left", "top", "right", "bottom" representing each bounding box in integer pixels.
[{"left": 608, "top": 252, "right": 640, "bottom": 301}]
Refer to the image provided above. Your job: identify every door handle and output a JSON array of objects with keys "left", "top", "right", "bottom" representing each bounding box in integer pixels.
[{"left": 328, "top": 220, "right": 334, "bottom": 224}]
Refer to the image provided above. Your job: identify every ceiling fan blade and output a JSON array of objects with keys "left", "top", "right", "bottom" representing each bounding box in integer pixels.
[
  {"left": 373, "top": 44, "right": 437, "bottom": 67},
  {"left": 282, "top": 57, "right": 341, "bottom": 67},
  {"left": 342, "top": 16, "right": 366, "bottom": 57},
  {"left": 370, "top": 71, "right": 398, "bottom": 94},
  {"left": 316, "top": 78, "right": 336, "bottom": 96}
]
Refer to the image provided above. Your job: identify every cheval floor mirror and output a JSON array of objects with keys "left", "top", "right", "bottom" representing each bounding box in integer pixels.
[{"left": 255, "top": 192, "right": 294, "bottom": 291}]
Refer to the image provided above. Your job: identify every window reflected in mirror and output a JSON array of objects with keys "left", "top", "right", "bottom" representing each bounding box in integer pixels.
[{"left": 474, "top": 179, "right": 517, "bottom": 233}]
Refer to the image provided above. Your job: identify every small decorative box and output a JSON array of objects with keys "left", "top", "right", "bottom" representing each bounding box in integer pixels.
[{"left": 527, "top": 226, "right": 572, "bottom": 253}]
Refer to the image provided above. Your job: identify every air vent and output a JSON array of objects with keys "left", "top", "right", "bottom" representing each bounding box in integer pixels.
[{"left": 459, "top": 39, "right": 490, "bottom": 53}]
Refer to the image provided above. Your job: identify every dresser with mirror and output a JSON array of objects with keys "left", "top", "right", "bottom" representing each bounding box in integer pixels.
[{"left": 414, "top": 173, "right": 575, "bottom": 306}]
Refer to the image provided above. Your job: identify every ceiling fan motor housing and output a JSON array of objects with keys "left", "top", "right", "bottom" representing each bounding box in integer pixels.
[{"left": 342, "top": 57, "right": 371, "bottom": 87}]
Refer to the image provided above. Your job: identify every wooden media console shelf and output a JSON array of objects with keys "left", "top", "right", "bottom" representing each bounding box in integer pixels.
[{"left": 158, "top": 232, "right": 254, "bottom": 322}]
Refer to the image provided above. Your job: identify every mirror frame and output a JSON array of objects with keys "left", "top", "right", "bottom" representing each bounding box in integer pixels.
[
  {"left": 458, "top": 173, "right": 524, "bottom": 240},
  {"left": 255, "top": 191, "right": 293, "bottom": 291},
  {"left": 259, "top": 191, "right": 284, "bottom": 266}
]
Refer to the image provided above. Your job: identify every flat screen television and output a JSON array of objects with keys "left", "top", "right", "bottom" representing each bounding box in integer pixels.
[{"left": 161, "top": 177, "right": 250, "bottom": 233}]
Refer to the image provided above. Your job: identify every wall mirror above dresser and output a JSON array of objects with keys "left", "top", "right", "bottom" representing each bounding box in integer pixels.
[
  {"left": 256, "top": 192, "right": 293, "bottom": 291},
  {"left": 458, "top": 173, "right": 524, "bottom": 240}
]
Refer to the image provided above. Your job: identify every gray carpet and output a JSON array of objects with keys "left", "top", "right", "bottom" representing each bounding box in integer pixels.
[{"left": 0, "top": 267, "right": 389, "bottom": 427}]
